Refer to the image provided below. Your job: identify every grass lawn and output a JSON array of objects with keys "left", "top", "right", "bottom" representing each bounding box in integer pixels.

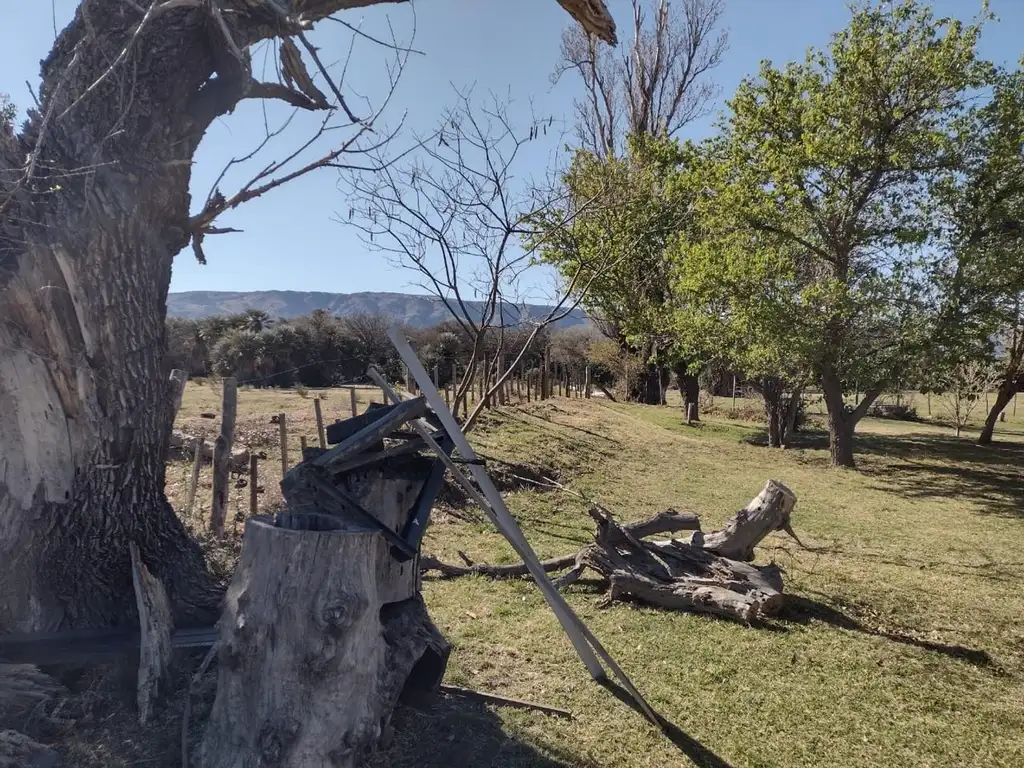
[{"left": 157, "top": 383, "right": 1023, "bottom": 768}]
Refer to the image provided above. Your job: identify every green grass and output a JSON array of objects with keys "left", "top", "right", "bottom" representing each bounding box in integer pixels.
[{"left": 165, "top": 386, "right": 1024, "bottom": 768}]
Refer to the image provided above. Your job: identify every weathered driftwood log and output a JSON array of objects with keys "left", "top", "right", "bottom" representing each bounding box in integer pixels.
[
  {"left": 572, "top": 508, "right": 785, "bottom": 623},
  {"left": 423, "top": 481, "right": 797, "bottom": 624},
  {"left": 684, "top": 479, "right": 798, "bottom": 561},
  {"left": 200, "top": 450, "right": 448, "bottom": 768}
]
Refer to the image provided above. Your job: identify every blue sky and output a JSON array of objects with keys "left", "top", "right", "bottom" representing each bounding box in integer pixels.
[{"left": 2, "top": 0, "right": 1021, "bottom": 298}]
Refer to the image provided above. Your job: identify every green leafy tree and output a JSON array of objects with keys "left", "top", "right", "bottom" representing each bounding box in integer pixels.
[
  {"left": 677, "top": 0, "right": 992, "bottom": 466},
  {"left": 673, "top": 205, "right": 817, "bottom": 447},
  {"left": 535, "top": 135, "right": 696, "bottom": 405},
  {"left": 932, "top": 63, "right": 1024, "bottom": 444}
]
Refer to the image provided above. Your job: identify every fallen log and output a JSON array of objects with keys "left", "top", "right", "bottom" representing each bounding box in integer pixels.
[
  {"left": 422, "top": 480, "right": 798, "bottom": 624},
  {"left": 685, "top": 479, "right": 798, "bottom": 561},
  {"left": 420, "top": 509, "right": 699, "bottom": 580}
]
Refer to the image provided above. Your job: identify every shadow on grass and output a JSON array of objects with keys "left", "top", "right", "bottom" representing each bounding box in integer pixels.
[
  {"left": 370, "top": 692, "right": 600, "bottom": 768},
  {"left": 779, "top": 595, "right": 996, "bottom": 669},
  {"left": 855, "top": 432, "right": 1024, "bottom": 520},
  {"left": 597, "top": 678, "right": 737, "bottom": 768},
  {"left": 744, "top": 425, "right": 1024, "bottom": 519}
]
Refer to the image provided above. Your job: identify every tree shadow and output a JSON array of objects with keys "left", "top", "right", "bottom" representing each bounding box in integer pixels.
[
  {"left": 777, "top": 594, "right": 998, "bottom": 670},
  {"left": 853, "top": 432, "right": 1024, "bottom": 520},
  {"left": 798, "top": 543, "right": 1024, "bottom": 585},
  {"left": 743, "top": 425, "right": 1024, "bottom": 520},
  {"left": 596, "top": 678, "right": 738, "bottom": 768},
  {"left": 369, "top": 691, "right": 600, "bottom": 768}
]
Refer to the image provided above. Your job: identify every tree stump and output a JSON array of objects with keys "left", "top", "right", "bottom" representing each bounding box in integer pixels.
[{"left": 199, "top": 452, "right": 449, "bottom": 768}]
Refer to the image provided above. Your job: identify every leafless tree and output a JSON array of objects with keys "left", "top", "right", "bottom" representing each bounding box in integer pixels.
[
  {"left": 0, "top": 0, "right": 616, "bottom": 636},
  {"left": 939, "top": 359, "right": 1002, "bottom": 437},
  {"left": 554, "top": 0, "right": 728, "bottom": 156},
  {"left": 344, "top": 88, "right": 615, "bottom": 429}
]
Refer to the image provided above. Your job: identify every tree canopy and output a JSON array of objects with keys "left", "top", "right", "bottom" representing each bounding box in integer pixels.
[{"left": 670, "top": 0, "right": 994, "bottom": 465}]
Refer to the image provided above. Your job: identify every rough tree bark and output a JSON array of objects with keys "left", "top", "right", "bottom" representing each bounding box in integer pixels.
[
  {"left": 0, "top": 0, "right": 412, "bottom": 634},
  {"left": 820, "top": 371, "right": 881, "bottom": 468},
  {"left": 200, "top": 450, "right": 450, "bottom": 767},
  {"left": 978, "top": 333, "right": 1023, "bottom": 445}
]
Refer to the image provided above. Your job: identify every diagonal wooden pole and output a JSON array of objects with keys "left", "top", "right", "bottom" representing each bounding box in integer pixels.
[{"left": 374, "top": 329, "right": 660, "bottom": 725}]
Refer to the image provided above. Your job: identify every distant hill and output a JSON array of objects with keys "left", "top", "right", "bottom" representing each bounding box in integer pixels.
[{"left": 167, "top": 290, "right": 591, "bottom": 329}]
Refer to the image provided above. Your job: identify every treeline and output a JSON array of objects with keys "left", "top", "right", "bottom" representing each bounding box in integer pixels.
[{"left": 167, "top": 309, "right": 628, "bottom": 392}]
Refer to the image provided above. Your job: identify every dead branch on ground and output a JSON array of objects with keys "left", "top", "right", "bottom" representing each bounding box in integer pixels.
[{"left": 421, "top": 480, "right": 799, "bottom": 624}]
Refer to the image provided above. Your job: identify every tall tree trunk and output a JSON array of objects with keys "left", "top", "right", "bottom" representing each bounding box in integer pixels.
[
  {"left": 978, "top": 380, "right": 1017, "bottom": 445},
  {"left": 751, "top": 377, "right": 799, "bottom": 448},
  {"left": 630, "top": 362, "right": 668, "bottom": 404},
  {"left": 0, "top": 0, "right": 384, "bottom": 632},
  {"left": 978, "top": 334, "right": 1023, "bottom": 445},
  {"left": 672, "top": 360, "right": 700, "bottom": 421},
  {"left": 820, "top": 371, "right": 880, "bottom": 469}
]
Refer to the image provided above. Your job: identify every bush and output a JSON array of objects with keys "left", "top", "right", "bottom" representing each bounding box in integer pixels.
[{"left": 866, "top": 403, "right": 919, "bottom": 421}]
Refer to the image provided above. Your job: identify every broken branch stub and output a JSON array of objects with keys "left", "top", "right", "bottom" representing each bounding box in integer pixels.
[{"left": 690, "top": 479, "right": 798, "bottom": 561}]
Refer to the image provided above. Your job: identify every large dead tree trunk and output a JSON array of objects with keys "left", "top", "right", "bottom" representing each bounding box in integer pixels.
[
  {"left": 199, "top": 517, "right": 448, "bottom": 768},
  {"left": 0, "top": 0, "right": 617, "bottom": 637},
  {"left": 200, "top": 448, "right": 450, "bottom": 767},
  {"left": 0, "top": 0, "right": 401, "bottom": 634}
]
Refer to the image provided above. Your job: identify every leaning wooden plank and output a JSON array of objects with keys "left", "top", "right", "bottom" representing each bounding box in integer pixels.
[
  {"left": 380, "top": 332, "right": 661, "bottom": 726},
  {"left": 398, "top": 435, "right": 455, "bottom": 557},
  {"left": 369, "top": 365, "right": 603, "bottom": 680},
  {"left": 311, "top": 396, "right": 428, "bottom": 469},
  {"left": 130, "top": 543, "right": 173, "bottom": 725}
]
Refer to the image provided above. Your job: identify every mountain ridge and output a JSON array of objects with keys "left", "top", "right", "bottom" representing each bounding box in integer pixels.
[{"left": 167, "top": 290, "right": 590, "bottom": 329}]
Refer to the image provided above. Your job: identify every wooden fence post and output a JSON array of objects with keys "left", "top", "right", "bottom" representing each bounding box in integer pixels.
[
  {"left": 314, "top": 398, "right": 327, "bottom": 449},
  {"left": 186, "top": 436, "right": 202, "bottom": 515},
  {"left": 732, "top": 374, "right": 737, "bottom": 411},
  {"left": 210, "top": 377, "right": 237, "bottom": 537},
  {"left": 497, "top": 357, "right": 506, "bottom": 406},
  {"left": 349, "top": 387, "right": 358, "bottom": 417},
  {"left": 249, "top": 455, "right": 259, "bottom": 516},
  {"left": 169, "top": 368, "right": 188, "bottom": 424},
  {"left": 541, "top": 350, "right": 549, "bottom": 400},
  {"left": 278, "top": 412, "right": 289, "bottom": 476}
]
